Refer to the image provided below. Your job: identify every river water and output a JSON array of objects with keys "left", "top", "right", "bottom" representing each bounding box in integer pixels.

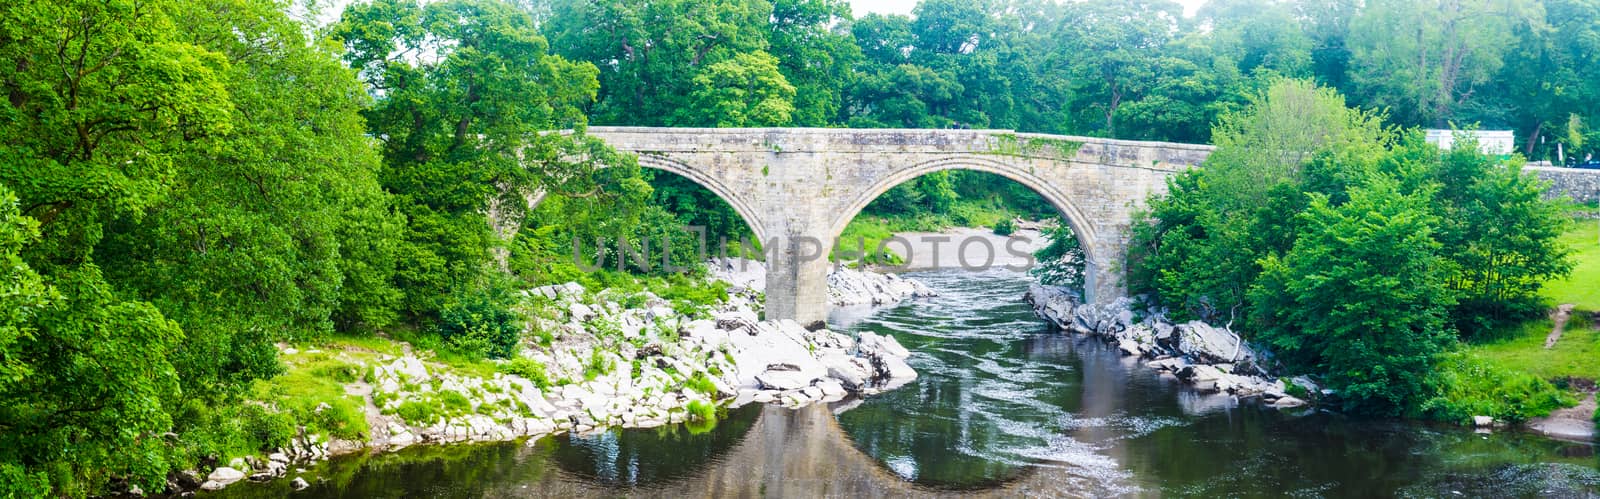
[{"left": 212, "top": 270, "right": 1600, "bottom": 498}]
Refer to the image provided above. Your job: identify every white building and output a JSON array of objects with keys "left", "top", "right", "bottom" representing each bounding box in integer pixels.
[{"left": 1424, "top": 129, "right": 1516, "bottom": 156}]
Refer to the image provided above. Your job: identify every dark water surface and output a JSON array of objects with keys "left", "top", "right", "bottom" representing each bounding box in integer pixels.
[{"left": 211, "top": 270, "right": 1600, "bottom": 498}]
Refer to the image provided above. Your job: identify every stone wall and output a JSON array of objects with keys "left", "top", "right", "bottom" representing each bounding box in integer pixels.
[{"left": 1528, "top": 166, "right": 1600, "bottom": 205}]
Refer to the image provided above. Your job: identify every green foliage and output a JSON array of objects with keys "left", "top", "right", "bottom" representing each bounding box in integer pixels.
[
  {"left": 1416, "top": 140, "right": 1573, "bottom": 334},
  {"left": 395, "top": 400, "right": 442, "bottom": 426},
  {"left": 333, "top": 0, "right": 629, "bottom": 318},
  {"left": 1030, "top": 222, "right": 1086, "bottom": 293},
  {"left": 685, "top": 372, "right": 719, "bottom": 395},
  {"left": 1251, "top": 177, "right": 1456, "bottom": 415},
  {"left": 992, "top": 218, "right": 1016, "bottom": 236},
  {"left": 684, "top": 398, "right": 716, "bottom": 425},
  {"left": 681, "top": 51, "right": 798, "bottom": 126},
  {"left": 545, "top": 0, "right": 774, "bottom": 126},
  {"left": 1419, "top": 351, "right": 1575, "bottom": 424},
  {"left": 584, "top": 350, "right": 616, "bottom": 381},
  {"left": 1135, "top": 79, "right": 1571, "bottom": 416},
  {"left": 502, "top": 358, "right": 553, "bottom": 390},
  {"left": 436, "top": 286, "right": 523, "bottom": 360}
]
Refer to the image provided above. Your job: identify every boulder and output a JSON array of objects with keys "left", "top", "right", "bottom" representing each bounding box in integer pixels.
[
  {"left": 1175, "top": 321, "right": 1251, "bottom": 365},
  {"left": 290, "top": 477, "right": 310, "bottom": 491},
  {"left": 206, "top": 467, "right": 246, "bottom": 486},
  {"left": 857, "top": 332, "right": 910, "bottom": 359},
  {"left": 568, "top": 302, "right": 595, "bottom": 322},
  {"left": 869, "top": 353, "right": 918, "bottom": 390},
  {"left": 1117, "top": 339, "right": 1143, "bottom": 357},
  {"left": 816, "top": 379, "right": 848, "bottom": 399},
  {"left": 756, "top": 370, "right": 813, "bottom": 391},
  {"left": 1272, "top": 396, "right": 1307, "bottom": 409},
  {"left": 390, "top": 356, "right": 429, "bottom": 381},
  {"left": 1473, "top": 415, "right": 1494, "bottom": 427},
  {"left": 175, "top": 470, "right": 204, "bottom": 489},
  {"left": 820, "top": 354, "right": 868, "bottom": 390}
]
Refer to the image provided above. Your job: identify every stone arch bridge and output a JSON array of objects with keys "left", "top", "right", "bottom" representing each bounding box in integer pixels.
[{"left": 580, "top": 127, "right": 1215, "bottom": 328}]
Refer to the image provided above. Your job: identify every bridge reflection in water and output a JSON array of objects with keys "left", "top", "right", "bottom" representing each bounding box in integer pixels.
[{"left": 496, "top": 403, "right": 1123, "bottom": 498}]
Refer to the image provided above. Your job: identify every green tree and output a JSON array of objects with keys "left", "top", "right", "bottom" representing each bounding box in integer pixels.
[
  {"left": 1497, "top": 0, "right": 1600, "bottom": 159},
  {"left": 335, "top": 0, "right": 611, "bottom": 317},
  {"left": 0, "top": 0, "right": 231, "bottom": 493},
  {"left": 1250, "top": 177, "right": 1455, "bottom": 415},
  {"left": 1056, "top": 0, "right": 1183, "bottom": 138},
  {"left": 680, "top": 50, "right": 797, "bottom": 126},
  {"left": 1129, "top": 79, "right": 1388, "bottom": 321},
  {"left": 767, "top": 0, "right": 860, "bottom": 125},
  {"left": 1346, "top": 0, "right": 1543, "bottom": 127},
  {"left": 544, "top": 0, "right": 773, "bottom": 125},
  {"left": 1398, "top": 135, "right": 1572, "bottom": 333}
]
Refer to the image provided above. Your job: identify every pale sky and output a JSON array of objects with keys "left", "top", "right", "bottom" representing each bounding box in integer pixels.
[{"left": 846, "top": 0, "right": 1209, "bottom": 17}]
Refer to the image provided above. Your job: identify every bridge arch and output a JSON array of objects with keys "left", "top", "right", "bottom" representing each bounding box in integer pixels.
[
  {"left": 632, "top": 154, "right": 769, "bottom": 242},
  {"left": 823, "top": 154, "right": 1110, "bottom": 300},
  {"left": 826, "top": 154, "right": 1100, "bottom": 253}
]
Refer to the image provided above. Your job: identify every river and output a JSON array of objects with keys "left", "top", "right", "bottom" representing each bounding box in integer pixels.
[{"left": 210, "top": 269, "right": 1600, "bottom": 498}]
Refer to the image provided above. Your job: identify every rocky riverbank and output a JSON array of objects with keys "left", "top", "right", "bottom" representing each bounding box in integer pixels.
[
  {"left": 190, "top": 266, "right": 928, "bottom": 494},
  {"left": 1024, "top": 283, "right": 1317, "bottom": 409}
]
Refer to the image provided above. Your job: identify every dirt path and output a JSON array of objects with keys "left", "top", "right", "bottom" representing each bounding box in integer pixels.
[
  {"left": 1545, "top": 303, "right": 1576, "bottom": 349},
  {"left": 1528, "top": 392, "right": 1597, "bottom": 442}
]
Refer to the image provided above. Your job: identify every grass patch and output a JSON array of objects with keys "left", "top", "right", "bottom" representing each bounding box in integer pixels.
[
  {"left": 684, "top": 372, "right": 718, "bottom": 395},
  {"left": 248, "top": 352, "right": 371, "bottom": 441},
  {"left": 684, "top": 399, "right": 719, "bottom": 435},
  {"left": 501, "top": 357, "right": 552, "bottom": 389},
  {"left": 1464, "top": 315, "right": 1600, "bottom": 382},
  {"left": 1420, "top": 350, "right": 1577, "bottom": 424},
  {"left": 583, "top": 349, "right": 615, "bottom": 381},
  {"left": 1541, "top": 221, "right": 1600, "bottom": 310}
]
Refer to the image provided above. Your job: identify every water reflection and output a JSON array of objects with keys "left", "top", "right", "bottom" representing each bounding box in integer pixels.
[
  {"left": 210, "top": 269, "right": 1600, "bottom": 498},
  {"left": 549, "top": 404, "right": 761, "bottom": 486}
]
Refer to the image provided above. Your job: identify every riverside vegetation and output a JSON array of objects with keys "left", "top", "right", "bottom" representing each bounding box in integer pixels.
[{"left": 5, "top": 0, "right": 1600, "bottom": 497}]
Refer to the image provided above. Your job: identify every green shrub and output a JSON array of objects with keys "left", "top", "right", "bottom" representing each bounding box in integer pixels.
[
  {"left": 0, "top": 463, "right": 49, "bottom": 499},
  {"left": 395, "top": 400, "right": 441, "bottom": 425},
  {"left": 240, "top": 405, "right": 297, "bottom": 450},
  {"left": 685, "top": 372, "right": 718, "bottom": 395},
  {"left": 1419, "top": 351, "right": 1576, "bottom": 424},
  {"left": 304, "top": 398, "right": 369, "bottom": 440},
  {"left": 584, "top": 350, "right": 614, "bottom": 381},
  {"left": 992, "top": 218, "right": 1016, "bottom": 236},
  {"left": 1030, "top": 221, "right": 1085, "bottom": 292},
  {"left": 1282, "top": 378, "right": 1310, "bottom": 400},
  {"left": 438, "top": 390, "right": 472, "bottom": 414},
  {"left": 436, "top": 286, "right": 522, "bottom": 360},
  {"left": 502, "top": 357, "right": 552, "bottom": 389},
  {"left": 686, "top": 399, "right": 716, "bottom": 422}
]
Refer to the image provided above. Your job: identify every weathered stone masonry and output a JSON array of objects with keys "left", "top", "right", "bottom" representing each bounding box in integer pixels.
[
  {"left": 585, "top": 127, "right": 1213, "bottom": 327},
  {"left": 1529, "top": 166, "right": 1600, "bottom": 205}
]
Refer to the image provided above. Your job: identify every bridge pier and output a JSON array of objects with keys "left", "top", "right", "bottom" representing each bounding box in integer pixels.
[
  {"left": 763, "top": 235, "right": 832, "bottom": 329},
  {"left": 1082, "top": 238, "right": 1127, "bottom": 304}
]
